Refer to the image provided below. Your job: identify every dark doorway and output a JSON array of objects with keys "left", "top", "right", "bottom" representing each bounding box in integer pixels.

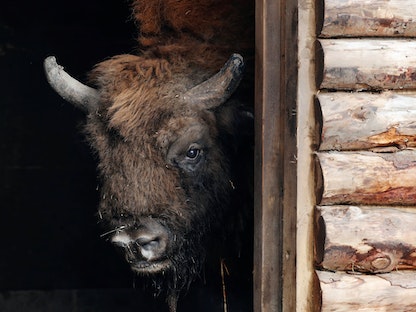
[
  {"left": 1, "top": 0, "right": 140, "bottom": 291},
  {"left": 1, "top": 1, "right": 254, "bottom": 311}
]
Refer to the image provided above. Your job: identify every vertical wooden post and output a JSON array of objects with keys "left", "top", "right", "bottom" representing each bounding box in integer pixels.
[
  {"left": 254, "top": 0, "right": 282, "bottom": 307},
  {"left": 254, "top": 0, "right": 297, "bottom": 310},
  {"left": 297, "top": 0, "right": 321, "bottom": 311},
  {"left": 281, "top": 1, "right": 298, "bottom": 311}
]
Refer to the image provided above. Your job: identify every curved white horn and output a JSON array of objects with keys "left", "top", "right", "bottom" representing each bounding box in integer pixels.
[
  {"left": 44, "top": 56, "right": 99, "bottom": 112},
  {"left": 183, "top": 53, "right": 245, "bottom": 109}
]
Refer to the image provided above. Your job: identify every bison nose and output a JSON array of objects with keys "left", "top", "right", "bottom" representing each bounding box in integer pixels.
[
  {"left": 134, "top": 227, "right": 168, "bottom": 261},
  {"left": 111, "top": 219, "right": 169, "bottom": 262}
]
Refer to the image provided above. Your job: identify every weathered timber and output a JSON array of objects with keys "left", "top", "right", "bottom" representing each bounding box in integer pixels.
[
  {"left": 318, "top": 39, "right": 416, "bottom": 91},
  {"left": 317, "top": 92, "right": 416, "bottom": 151},
  {"left": 320, "top": 0, "right": 416, "bottom": 38},
  {"left": 317, "top": 270, "right": 416, "bottom": 311},
  {"left": 316, "top": 205, "right": 416, "bottom": 273},
  {"left": 316, "top": 150, "right": 416, "bottom": 205},
  {"left": 254, "top": 0, "right": 298, "bottom": 310},
  {"left": 298, "top": 0, "right": 321, "bottom": 310}
]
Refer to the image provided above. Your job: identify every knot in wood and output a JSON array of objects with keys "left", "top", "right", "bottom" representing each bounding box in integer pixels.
[{"left": 371, "top": 256, "right": 391, "bottom": 270}]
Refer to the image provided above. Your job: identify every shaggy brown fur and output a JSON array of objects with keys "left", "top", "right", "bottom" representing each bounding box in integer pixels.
[
  {"left": 132, "top": 0, "right": 254, "bottom": 67},
  {"left": 82, "top": 0, "right": 254, "bottom": 310}
]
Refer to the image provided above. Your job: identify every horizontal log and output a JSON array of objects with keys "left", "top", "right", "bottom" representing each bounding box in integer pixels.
[
  {"left": 316, "top": 150, "right": 416, "bottom": 205},
  {"left": 317, "top": 92, "right": 416, "bottom": 151},
  {"left": 320, "top": 0, "right": 416, "bottom": 38},
  {"left": 318, "top": 39, "right": 416, "bottom": 91},
  {"left": 316, "top": 205, "right": 416, "bottom": 273},
  {"left": 317, "top": 270, "right": 416, "bottom": 311}
]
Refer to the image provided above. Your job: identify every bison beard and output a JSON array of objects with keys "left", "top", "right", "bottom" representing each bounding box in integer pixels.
[{"left": 44, "top": 1, "right": 253, "bottom": 311}]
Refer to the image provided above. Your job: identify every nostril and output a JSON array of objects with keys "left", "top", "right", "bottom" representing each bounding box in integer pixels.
[
  {"left": 111, "top": 218, "right": 170, "bottom": 263},
  {"left": 140, "top": 239, "right": 160, "bottom": 251},
  {"left": 134, "top": 219, "right": 169, "bottom": 261},
  {"left": 136, "top": 236, "right": 157, "bottom": 246},
  {"left": 136, "top": 236, "right": 161, "bottom": 252},
  {"left": 136, "top": 234, "right": 167, "bottom": 261}
]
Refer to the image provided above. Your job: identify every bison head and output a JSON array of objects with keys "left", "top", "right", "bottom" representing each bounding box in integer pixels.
[{"left": 44, "top": 53, "right": 252, "bottom": 310}]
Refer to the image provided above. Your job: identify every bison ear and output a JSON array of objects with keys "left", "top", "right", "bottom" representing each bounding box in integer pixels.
[
  {"left": 183, "top": 53, "right": 245, "bottom": 110},
  {"left": 44, "top": 56, "right": 100, "bottom": 113}
]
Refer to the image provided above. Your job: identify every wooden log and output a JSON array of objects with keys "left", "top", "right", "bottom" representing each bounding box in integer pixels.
[
  {"left": 317, "top": 270, "right": 416, "bottom": 311},
  {"left": 316, "top": 205, "right": 416, "bottom": 273},
  {"left": 317, "top": 92, "right": 416, "bottom": 151},
  {"left": 320, "top": 0, "right": 416, "bottom": 38},
  {"left": 316, "top": 150, "right": 416, "bottom": 205},
  {"left": 318, "top": 39, "right": 416, "bottom": 91}
]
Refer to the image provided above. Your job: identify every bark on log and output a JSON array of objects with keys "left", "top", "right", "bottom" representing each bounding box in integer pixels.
[
  {"left": 318, "top": 39, "right": 416, "bottom": 91},
  {"left": 317, "top": 270, "right": 416, "bottom": 311},
  {"left": 320, "top": 0, "right": 416, "bottom": 38},
  {"left": 317, "top": 92, "right": 416, "bottom": 151},
  {"left": 316, "top": 205, "right": 416, "bottom": 273},
  {"left": 316, "top": 150, "right": 416, "bottom": 205}
]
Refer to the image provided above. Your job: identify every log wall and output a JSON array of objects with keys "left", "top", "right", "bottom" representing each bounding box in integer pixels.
[
  {"left": 316, "top": 206, "right": 416, "bottom": 273},
  {"left": 315, "top": 0, "right": 416, "bottom": 310},
  {"left": 316, "top": 151, "right": 416, "bottom": 205},
  {"left": 317, "top": 270, "right": 416, "bottom": 311},
  {"left": 320, "top": 0, "right": 416, "bottom": 38},
  {"left": 319, "top": 39, "right": 416, "bottom": 90},
  {"left": 318, "top": 92, "right": 416, "bottom": 151}
]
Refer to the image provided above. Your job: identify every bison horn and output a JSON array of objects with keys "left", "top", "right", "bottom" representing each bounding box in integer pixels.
[
  {"left": 183, "top": 53, "right": 245, "bottom": 109},
  {"left": 44, "top": 56, "right": 99, "bottom": 112}
]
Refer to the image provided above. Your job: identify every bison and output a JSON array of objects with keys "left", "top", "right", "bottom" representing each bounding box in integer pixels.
[{"left": 44, "top": 1, "right": 254, "bottom": 311}]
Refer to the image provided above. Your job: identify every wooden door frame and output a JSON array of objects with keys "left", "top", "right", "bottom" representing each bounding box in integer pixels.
[{"left": 254, "top": 0, "right": 298, "bottom": 310}]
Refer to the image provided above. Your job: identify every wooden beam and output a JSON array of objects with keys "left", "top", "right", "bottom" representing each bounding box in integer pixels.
[
  {"left": 298, "top": 0, "right": 320, "bottom": 311},
  {"left": 316, "top": 205, "right": 416, "bottom": 273},
  {"left": 317, "top": 92, "right": 416, "bottom": 151},
  {"left": 254, "top": 0, "right": 282, "bottom": 309},
  {"left": 317, "top": 270, "right": 416, "bottom": 311},
  {"left": 318, "top": 39, "right": 416, "bottom": 91},
  {"left": 254, "top": 0, "right": 297, "bottom": 311},
  {"left": 281, "top": 0, "right": 298, "bottom": 309},
  {"left": 316, "top": 150, "right": 416, "bottom": 205},
  {"left": 320, "top": 0, "right": 416, "bottom": 38}
]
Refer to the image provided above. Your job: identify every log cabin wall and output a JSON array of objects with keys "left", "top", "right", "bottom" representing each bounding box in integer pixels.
[{"left": 314, "top": 0, "right": 416, "bottom": 310}]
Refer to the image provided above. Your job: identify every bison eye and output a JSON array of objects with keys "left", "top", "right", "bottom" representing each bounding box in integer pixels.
[
  {"left": 167, "top": 143, "right": 204, "bottom": 172},
  {"left": 186, "top": 148, "right": 201, "bottom": 160}
]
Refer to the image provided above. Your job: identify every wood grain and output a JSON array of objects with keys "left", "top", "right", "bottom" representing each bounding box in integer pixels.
[
  {"left": 317, "top": 270, "right": 416, "bottom": 311},
  {"left": 320, "top": 0, "right": 416, "bottom": 38},
  {"left": 316, "top": 205, "right": 416, "bottom": 273},
  {"left": 319, "top": 39, "right": 416, "bottom": 90},
  {"left": 316, "top": 150, "right": 416, "bottom": 205},
  {"left": 317, "top": 92, "right": 416, "bottom": 151}
]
